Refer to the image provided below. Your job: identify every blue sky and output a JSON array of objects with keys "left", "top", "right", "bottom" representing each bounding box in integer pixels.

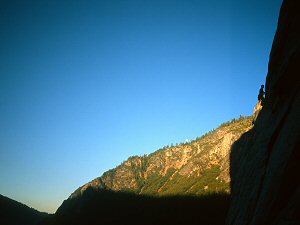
[{"left": 0, "top": 0, "right": 282, "bottom": 213}]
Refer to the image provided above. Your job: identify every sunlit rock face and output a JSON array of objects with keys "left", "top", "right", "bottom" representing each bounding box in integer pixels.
[
  {"left": 253, "top": 100, "right": 262, "bottom": 122},
  {"left": 227, "top": 0, "right": 300, "bottom": 224}
]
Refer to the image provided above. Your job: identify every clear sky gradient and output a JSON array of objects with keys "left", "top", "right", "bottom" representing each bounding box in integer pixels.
[{"left": 0, "top": 0, "right": 282, "bottom": 213}]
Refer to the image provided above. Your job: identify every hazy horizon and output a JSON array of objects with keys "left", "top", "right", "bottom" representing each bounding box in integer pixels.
[{"left": 0, "top": 0, "right": 282, "bottom": 213}]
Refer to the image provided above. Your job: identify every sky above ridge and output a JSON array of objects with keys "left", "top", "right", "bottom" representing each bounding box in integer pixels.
[{"left": 0, "top": 0, "right": 282, "bottom": 213}]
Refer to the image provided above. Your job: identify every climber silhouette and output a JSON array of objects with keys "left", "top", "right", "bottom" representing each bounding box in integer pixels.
[{"left": 258, "top": 84, "right": 265, "bottom": 102}]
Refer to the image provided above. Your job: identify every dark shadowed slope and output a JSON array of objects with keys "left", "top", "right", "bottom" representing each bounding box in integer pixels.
[
  {"left": 41, "top": 189, "right": 229, "bottom": 225},
  {"left": 0, "top": 194, "right": 49, "bottom": 225},
  {"left": 227, "top": 0, "right": 300, "bottom": 224}
]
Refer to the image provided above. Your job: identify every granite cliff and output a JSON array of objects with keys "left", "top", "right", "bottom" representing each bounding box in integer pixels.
[{"left": 227, "top": 0, "right": 300, "bottom": 224}]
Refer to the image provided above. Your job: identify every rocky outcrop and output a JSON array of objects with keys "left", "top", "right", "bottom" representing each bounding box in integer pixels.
[
  {"left": 253, "top": 100, "right": 263, "bottom": 122},
  {"left": 227, "top": 0, "right": 300, "bottom": 224}
]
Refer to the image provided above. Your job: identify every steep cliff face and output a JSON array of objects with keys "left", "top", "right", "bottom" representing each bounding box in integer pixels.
[
  {"left": 227, "top": 0, "right": 300, "bottom": 224},
  {"left": 69, "top": 116, "right": 252, "bottom": 200}
]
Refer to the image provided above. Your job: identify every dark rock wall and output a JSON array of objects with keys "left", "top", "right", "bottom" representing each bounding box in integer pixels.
[{"left": 227, "top": 0, "right": 300, "bottom": 224}]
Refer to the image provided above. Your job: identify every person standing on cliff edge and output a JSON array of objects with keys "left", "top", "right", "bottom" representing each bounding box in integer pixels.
[
  {"left": 253, "top": 85, "right": 265, "bottom": 123},
  {"left": 258, "top": 84, "right": 265, "bottom": 104}
]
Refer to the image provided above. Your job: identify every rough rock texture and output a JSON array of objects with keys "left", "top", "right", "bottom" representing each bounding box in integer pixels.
[{"left": 227, "top": 0, "right": 300, "bottom": 224}]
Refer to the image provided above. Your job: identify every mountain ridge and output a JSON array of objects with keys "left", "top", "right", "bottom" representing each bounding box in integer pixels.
[
  {"left": 69, "top": 115, "right": 253, "bottom": 200},
  {"left": 41, "top": 115, "right": 255, "bottom": 225}
]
